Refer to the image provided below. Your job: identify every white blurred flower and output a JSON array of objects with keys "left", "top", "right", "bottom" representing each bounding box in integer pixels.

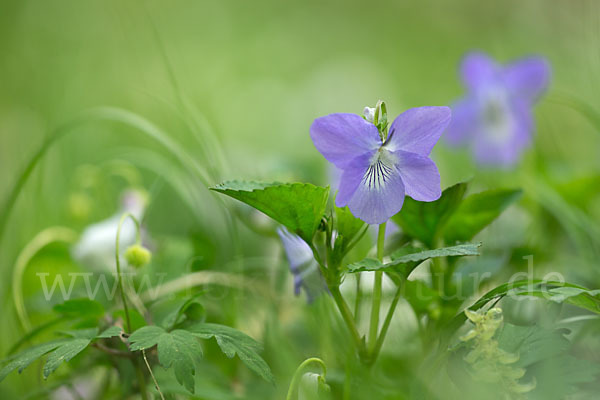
[{"left": 72, "top": 189, "right": 148, "bottom": 271}]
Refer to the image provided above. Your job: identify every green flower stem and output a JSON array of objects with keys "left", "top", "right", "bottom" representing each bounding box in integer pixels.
[
  {"left": 309, "top": 243, "right": 365, "bottom": 358},
  {"left": 115, "top": 212, "right": 148, "bottom": 400},
  {"left": 285, "top": 357, "right": 327, "bottom": 400},
  {"left": 115, "top": 212, "right": 141, "bottom": 333},
  {"left": 368, "top": 223, "right": 386, "bottom": 353},
  {"left": 330, "top": 286, "right": 364, "bottom": 353},
  {"left": 371, "top": 283, "right": 403, "bottom": 362}
]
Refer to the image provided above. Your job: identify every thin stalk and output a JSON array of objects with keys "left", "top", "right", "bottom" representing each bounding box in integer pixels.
[
  {"left": 143, "top": 350, "right": 165, "bottom": 400},
  {"left": 114, "top": 213, "right": 148, "bottom": 400},
  {"left": 371, "top": 284, "right": 403, "bottom": 362},
  {"left": 115, "top": 212, "right": 141, "bottom": 333},
  {"left": 330, "top": 286, "right": 364, "bottom": 352},
  {"left": 309, "top": 243, "right": 364, "bottom": 356},
  {"left": 285, "top": 358, "right": 327, "bottom": 400},
  {"left": 368, "top": 223, "right": 386, "bottom": 352}
]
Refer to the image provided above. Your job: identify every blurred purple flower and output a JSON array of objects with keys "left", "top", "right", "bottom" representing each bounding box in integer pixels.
[
  {"left": 310, "top": 107, "right": 450, "bottom": 224},
  {"left": 277, "top": 227, "right": 327, "bottom": 302},
  {"left": 446, "top": 52, "right": 550, "bottom": 166}
]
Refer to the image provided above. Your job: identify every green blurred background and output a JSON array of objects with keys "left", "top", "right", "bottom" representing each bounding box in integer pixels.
[{"left": 1, "top": 0, "right": 600, "bottom": 398}]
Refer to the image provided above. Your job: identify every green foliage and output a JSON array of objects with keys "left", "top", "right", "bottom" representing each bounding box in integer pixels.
[
  {"left": 392, "top": 182, "right": 467, "bottom": 247},
  {"left": 446, "top": 281, "right": 600, "bottom": 341},
  {"left": 42, "top": 336, "right": 93, "bottom": 378},
  {"left": 333, "top": 206, "right": 365, "bottom": 253},
  {"left": 444, "top": 188, "right": 522, "bottom": 243},
  {"left": 97, "top": 326, "right": 123, "bottom": 339},
  {"left": 159, "top": 295, "right": 206, "bottom": 330},
  {"left": 0, "top": 328, "right": 101, "bottom": 382},
  {"left": 346, "top": 243, "right": 480, "bottom": 276},
  {"left": 520, "top": 286, "right": 600, "bottom": 313},
  {"left": 129, "top": 322, "right": 273, "bottom": 392},
  {"left": 187, "top": 323, "right": 274, "bottom": 384},
  {"left": 211, "top": 181, "right": 330, "bottom": 242},
  {"left": 392, "top": 183, "right": 522, "bottom": 248},
  {"left": 129, "top": 326, "right": 203, "bottom": 393},
  {"left": 52, "top": 298, "right": 105, "bottom": 319},
  {"left": 497, "top": 323, "right": 600, "bottom": 399},
  {"left": 0, "top": 341, "right": 65, "bottom": 382}
]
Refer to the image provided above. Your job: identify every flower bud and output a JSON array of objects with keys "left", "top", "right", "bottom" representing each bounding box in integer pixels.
[
  {"left": 124, "top": 244, "right": 152, "bottom": 268},
  {"left": 363, "top": 107, "right": 376, "bottom": 123}
]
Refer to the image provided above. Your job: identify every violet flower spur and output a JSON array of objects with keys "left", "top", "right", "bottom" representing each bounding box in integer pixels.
[
  {"left": 310, "top": 104, "right": 451, "bottom": 224},
  {"left": 277, "top": 227, "right": 327, "bottom": 303},
  {"left": 445, "top": 52, "right": 550, "bottom": 166}
]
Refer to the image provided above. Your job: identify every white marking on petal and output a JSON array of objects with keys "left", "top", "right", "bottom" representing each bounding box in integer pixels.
[{"left": 362, "top": 149, "right": 398, "bottom": 191}]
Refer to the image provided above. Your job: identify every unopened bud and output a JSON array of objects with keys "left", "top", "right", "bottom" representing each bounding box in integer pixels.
[{"left": 124, "top": 244, "right": 152, "bottom": 268}]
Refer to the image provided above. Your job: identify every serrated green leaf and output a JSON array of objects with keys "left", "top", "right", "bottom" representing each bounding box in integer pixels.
[
  {"left": 444, "top": 280, "right": 594, "bottom": 340},
  {"left": 128, "top": 326, "right": 167, "bottom": 351},
  {"left": 346, "top": 258, "right": 383, "bottom": 273},
  {"left": 129, "top": 326, "right": 204, "bottom": 393},
  {"left": 443, "top": 188, "right": 522, "bottom": 243},
  {"left": 52, "top": 298, "right": 105, "bottom": 318},
  {"left": 392, "top": 182, "right": 467, "bottom": 247},
  {"left": 0, "top": 341, "right": 65, "bottom": 382},
  {"left": 97, "top": 326, "right": 123, "bottom": 339},
  {"left": 211, "top": 181, "right": 329, "bottom": 242},
  {"left": 346, "top": 243, "right": 480, "bottom": 276},
  {"left": 43, "top": 338, "right": 92, "bottom": 378},
  {"left": 514, "top": 286, "right": 600, "bottom": 313},
  {"left": 157, "top": 330, "right": 203, "bottom": 393},
  {"left": 498, "top": 324, "right": 569, "bottom": 368},
  {"left": 1, "top": 328, "right": 103, "bottom": 381},
  {"left": 186, "top": 323, "right": 273, "bottom": 383}
]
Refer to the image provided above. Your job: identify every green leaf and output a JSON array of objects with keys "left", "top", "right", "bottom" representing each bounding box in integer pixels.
[
  {"left": 160, "top": 295, "right": 206, "bottom": 330},
  {"left": 53, "top": 298, "right": 105, "bottom": 318},
  {"left": 334, "top": 206, "right": 365, "bottom": 251},
  {"left": 497, "top": 324, "right": 569, "bottom": 368},
  {"left": 97, "top": 326, "right": 123, "bottom": 339},
  {"left": 514, "top": 286, "right": 600, "bottom": 313},
  {"left": 444, "top": 280, "right": 594, "bottom": 339},
  {"left": 43, "top": 338, "right": 92, "bottom": 378},
  {"left": 128, "top": 326, "right": 165, "bottom": 350},
  {"left": 0, "top": 327, "right": 101, "bottom": 382},
  {"left": 129, "top": 326, "right": 203, "bottom": 393},
  {"left": 157, "top": 330, "right": 203, "bottom": 393},
  {"left": 186, "top": 323, "right": 273, "bottom": 383},
  {"left": 443, "top": 188, "right": 522, "bottom": 243},
  {"left": 0, "top": 341, "right": 64, "bottom": 382},
  {"left": 346, "top": 243, "right": 480, "bottom": 277},
  {"left": 211, "top": 181, "right": 329, "bottom": 242},
  {"left": 392, "top": 182, "right": 467, "bottom": 247},
  {"left": 496, "top": 323, "right": 600, "bottom": 399}
]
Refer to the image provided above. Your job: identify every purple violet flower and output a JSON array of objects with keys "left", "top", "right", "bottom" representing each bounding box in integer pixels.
[
  {"left": 445, "top": 52, "right": 550, "bottom": 166},
  {"left": 310, "top": 106, "right": 451, "bottom": 224},
  {"left": 277, "top": 227, "right": 327, "bottom": 303}
]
